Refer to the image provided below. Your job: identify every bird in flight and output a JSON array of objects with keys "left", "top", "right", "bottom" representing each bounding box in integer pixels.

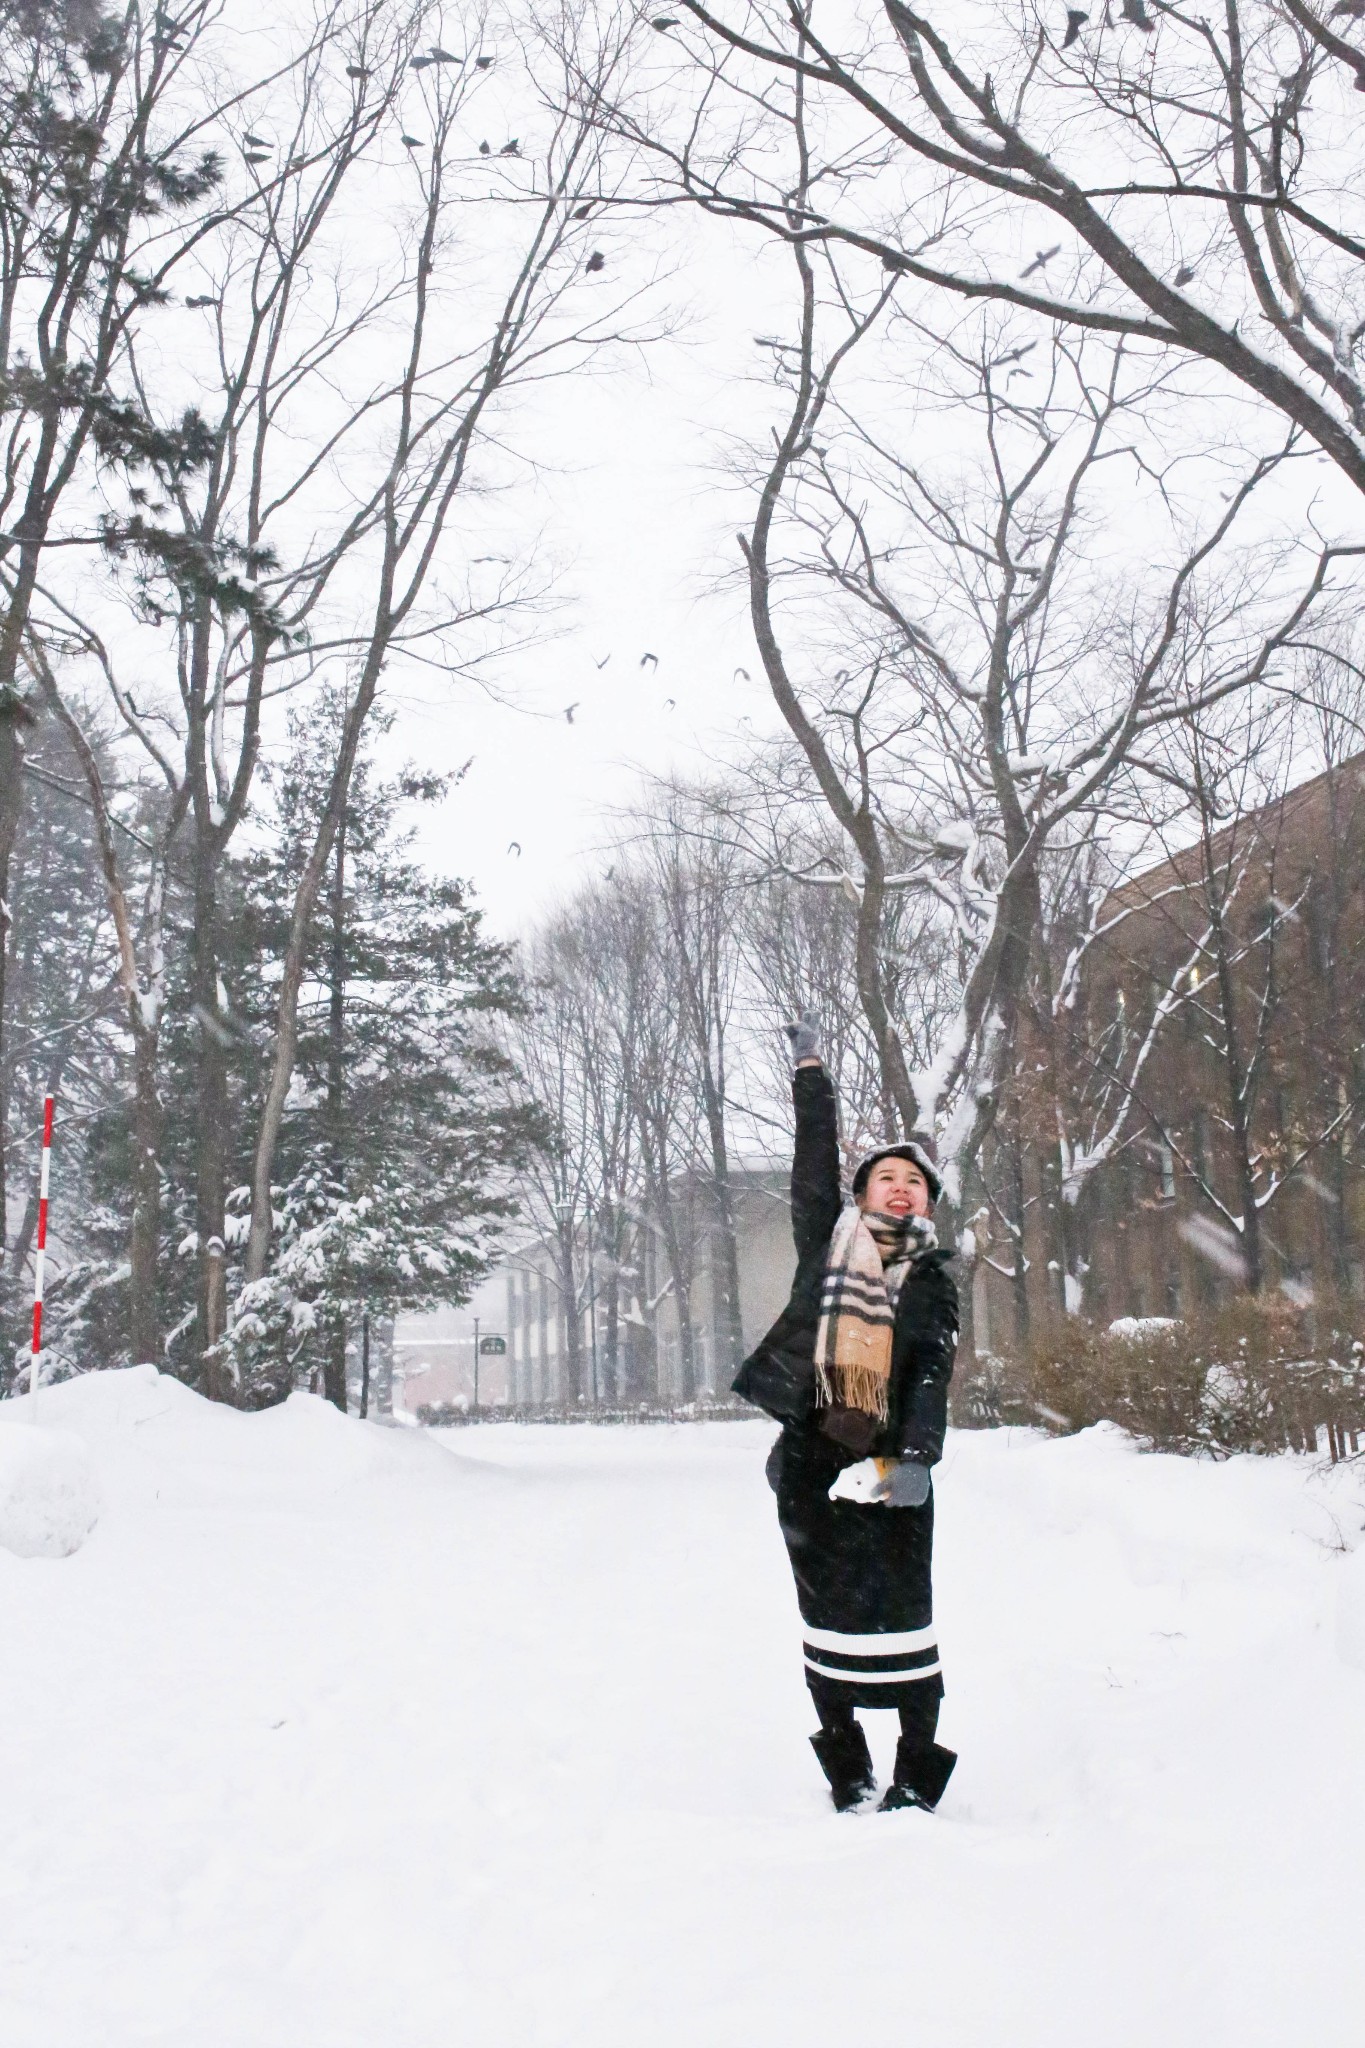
[
  {"left": 664, "top": 697, "right": 676, "bottom": 710},
  {"left": 640, "top": 652, "right": 658, "bottom": 669},
  {"left": 564, "top": 703, "right": 579, "bottom": 723},
  {"left": 1020, "top": 245, "right": 1061, "bottom": 277},
  {"left": 593, "top": 653, "right": 611, "bottom": 670},
  {"left": 507, "top": 841, "right": 522, "bottom": 856}
]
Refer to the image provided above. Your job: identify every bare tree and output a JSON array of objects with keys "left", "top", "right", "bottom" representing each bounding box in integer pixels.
[
  {"left": 1112, "top": 703, "right": 1365, "bottom": 1294},
  {"left": 648, "top": 0, "right": 1365, "bottom": 501},
  {"left": 0, "top": 0, "right": 231, "bottom": 1245},
  {"left": 679, "top": 91, "right": 1346, "bottom": 1236},
  {"left": 241, "top": 9, "right": 651, "bottom": 1300}
]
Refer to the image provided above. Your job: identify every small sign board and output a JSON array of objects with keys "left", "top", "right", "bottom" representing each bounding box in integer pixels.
[{"left": 478, "top": 1334, "right": 507, "bottom": 1356}]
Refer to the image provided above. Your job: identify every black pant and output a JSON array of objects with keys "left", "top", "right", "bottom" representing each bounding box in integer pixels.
[{"left": 816, "top": 1688, "right": 940, "bottom": 1752}]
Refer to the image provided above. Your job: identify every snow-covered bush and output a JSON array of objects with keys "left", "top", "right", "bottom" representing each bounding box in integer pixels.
[{"left": 955, "top": 1299, "right": 1365, "bottom": 1457}]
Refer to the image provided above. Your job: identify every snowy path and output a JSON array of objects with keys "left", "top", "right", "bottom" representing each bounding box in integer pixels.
[{"left": 3, "top": 1369, "right": 1364, "bottom": 2047}]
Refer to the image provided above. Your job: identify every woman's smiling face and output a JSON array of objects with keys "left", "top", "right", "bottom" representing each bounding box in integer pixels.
[{"left": 857, "top": 1155, "right": 931, "bottom": 1219}]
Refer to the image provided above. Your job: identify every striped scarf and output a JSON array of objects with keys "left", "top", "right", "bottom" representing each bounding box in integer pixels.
[{"left": 814, "top": 1208, "right": 937, "bottom": 1421}]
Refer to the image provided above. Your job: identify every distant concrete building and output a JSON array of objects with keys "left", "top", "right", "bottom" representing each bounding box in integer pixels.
[{"left": 397, "top": 1162, "right": 800, "bottom": 1414}]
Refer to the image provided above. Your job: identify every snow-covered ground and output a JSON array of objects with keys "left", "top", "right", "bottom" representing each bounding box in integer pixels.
[{"left": 3, "top": 1368, "right": 1364, "bottom": 2047}]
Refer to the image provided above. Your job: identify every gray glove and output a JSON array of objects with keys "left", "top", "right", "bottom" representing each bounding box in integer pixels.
[
  {"left": 784, "top": 1009, "right": 822, "bottom": 1065},
  {"left": 872, "top": 1458, "right": 931, "bottom": 1508}
]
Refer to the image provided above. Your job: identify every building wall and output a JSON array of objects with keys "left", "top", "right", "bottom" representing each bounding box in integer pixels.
[{"left": 975, "top": 752, "right": 1365, "bottom": 1348}]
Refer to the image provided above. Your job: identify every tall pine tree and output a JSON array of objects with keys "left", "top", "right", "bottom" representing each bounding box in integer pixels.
[{"left": 222, "top": 695, "right": 539, "bottom": 1407}]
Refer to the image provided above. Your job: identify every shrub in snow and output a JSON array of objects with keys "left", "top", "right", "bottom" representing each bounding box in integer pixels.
[
  {"left": 0, "top": 1424, "right": 102, "bottom": 1558},
  {"left": 952, "top": 1298, "right": 1365, "bottom": 1457}
]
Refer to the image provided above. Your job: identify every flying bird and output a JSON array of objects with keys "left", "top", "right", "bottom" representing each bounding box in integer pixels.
[
  {"left": 664, "top": 697, "right": 676, "bottom": 710},
  {"left": 1061, "top": 10, "right": 1087, "bottom": 47},
  {"left": 593, "top": 653, "right": 611, "bottom": 669},
  {"left": 640, "top": 652, "right": 658, "bottom": 669},
  {"left": 507, "top": 841, "right": 522, "bottom": 856},
  {"left": 585, "top": 249, "right": 605, "bottom": 272},
  {"left": 1174, "top": 264, "right": 1197, "bottom": 285},
  {"left": 1121, "top": 0, "right": 1154, "bottom": 25},
  {"left": 1020, "top": 244, "right": 1061, "bottom": 277},
  {"left": 735, "top": 667, "right": 751, "bottom": 681},
  {"left": 563, "top": 703, "right": 579, "bottom": 723}
]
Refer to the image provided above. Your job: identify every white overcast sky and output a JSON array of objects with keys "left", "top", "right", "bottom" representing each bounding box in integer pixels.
[{"left": 385, "top": 221, "right": 794, "bottom": 938}]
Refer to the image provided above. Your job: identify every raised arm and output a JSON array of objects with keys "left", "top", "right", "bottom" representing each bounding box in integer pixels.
[{"left": 791, "top": 1062, "right": 843, "bottom": 1265}]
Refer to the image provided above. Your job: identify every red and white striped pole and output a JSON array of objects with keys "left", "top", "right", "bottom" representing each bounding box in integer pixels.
[{"left": 30, "top": 1094, "right": 54, "bottom": 1415}]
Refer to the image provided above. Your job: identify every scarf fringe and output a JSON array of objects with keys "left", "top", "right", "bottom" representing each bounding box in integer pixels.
[{"left": 814, "top": 1207, "right": 937, "bottom": 1422}]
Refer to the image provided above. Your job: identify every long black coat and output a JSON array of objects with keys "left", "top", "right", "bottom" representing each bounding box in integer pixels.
[{"left": 732, "top": 1064, "right": 959, "bottom": 1711}]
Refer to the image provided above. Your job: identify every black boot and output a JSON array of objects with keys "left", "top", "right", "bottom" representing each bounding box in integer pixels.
[
  {"left": 878, "top": 1736, "right": 957, "bottom": 1813},
  {"left": 809, "top": 1721, "right": 876, "bottom": 1812}
]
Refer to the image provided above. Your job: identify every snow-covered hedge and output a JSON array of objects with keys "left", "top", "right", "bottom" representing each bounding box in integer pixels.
[{"left": 953, "top": 1299, "right": 1365, "bottom": 1458}]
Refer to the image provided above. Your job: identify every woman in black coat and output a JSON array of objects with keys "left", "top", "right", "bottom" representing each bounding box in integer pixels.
[{"left": 733, "top": 1015, "right": 960, "bottom": 1813}]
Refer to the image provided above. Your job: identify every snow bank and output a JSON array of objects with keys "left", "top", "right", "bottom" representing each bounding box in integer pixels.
[
  {"left": 0, "top": 1420, "right": 101, "bottom": 1558},
  {"left": 0, "top": 1363, "right": 461, "bottom": 1520},
  {"left": 1, "top": 1392, "right": 1362, "bottom": 2046},
  {"left": 1336, "top": 1542, "right": 1365, "bottom": 1671}
]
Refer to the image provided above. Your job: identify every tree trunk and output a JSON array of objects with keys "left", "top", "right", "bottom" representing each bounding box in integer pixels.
[
  {"left": 192, "top": 833, "right": 231, "bottom": 1396},
  {"left": 0, "top": 693, "right": 35, "bottom": 1260},
  {"left": 557, "top": 1222, "right": 582, "bottom": 1402},
  {"left": 322, "top": 819, "right": 348, "bottom": 1412},
  {"left": 600, "top": 1202, "right": 621, "bottom": 1402},
  {"left": 1008, "top": 1132, "right": 1031, "bottom": 1347},
  {"left": 324, "top": 1320, "right": 348, "bottom": 1411},
  {"left": 130, "top": 1024, "right": 163, "bottom": 1366},
  {"left": 656, "top": 1207, "right": 695, "bottom": 1403},
  {"left": 245, "top": 664, "right": 379, "bottom": 1283},
  {"left": 1207, "top": 894, "right": 1264, "bottom": 1292}
]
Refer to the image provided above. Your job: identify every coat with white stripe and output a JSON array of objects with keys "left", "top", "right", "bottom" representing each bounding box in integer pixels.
[{"left": 734, "top": 1064, "right": 959, "bottom": 1709}]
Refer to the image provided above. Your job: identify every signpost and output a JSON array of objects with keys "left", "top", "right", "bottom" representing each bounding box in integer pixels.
[{"left": 470, "top": 1322, "right": 506, "bottom": 1415}]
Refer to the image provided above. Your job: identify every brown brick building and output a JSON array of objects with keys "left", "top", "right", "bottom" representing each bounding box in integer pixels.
[{"left": 972, "top": 751, "right": 1365, "bottom": 1353}]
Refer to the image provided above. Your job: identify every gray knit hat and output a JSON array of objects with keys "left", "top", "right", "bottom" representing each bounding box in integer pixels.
[{"left": 851, "top": 1139, "right": 942, "bottom": 1208}]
